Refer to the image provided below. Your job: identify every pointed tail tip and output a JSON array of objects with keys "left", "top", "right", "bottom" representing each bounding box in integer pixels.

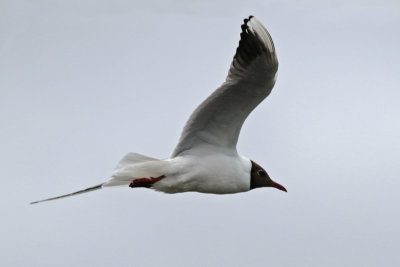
[
  {"left": 30, "top": 199, "right": 48, "bottom": 205},
  {"left": 30, "top": 199, "right": 45, "bottom": 205},
  {"left": 29, "top": 183, "right": 104, "bottom": 205}
]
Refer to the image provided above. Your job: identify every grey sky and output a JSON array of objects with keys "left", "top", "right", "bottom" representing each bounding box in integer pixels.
[{"left": 1, "top": 0, "right": 399, "bottom": 266}]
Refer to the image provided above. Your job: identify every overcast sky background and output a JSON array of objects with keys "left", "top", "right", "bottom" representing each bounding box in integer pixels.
[{"left": 1, "top": 0, "right": 399, "bottom": 266}]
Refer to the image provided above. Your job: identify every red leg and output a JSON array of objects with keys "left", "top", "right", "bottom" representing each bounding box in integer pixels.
[{"left": 129, "top": 175, "right": 166, "bottom": 188}]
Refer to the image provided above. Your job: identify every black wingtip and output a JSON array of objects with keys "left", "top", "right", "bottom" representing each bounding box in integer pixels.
[
  {"left": 243, "top": 15, "right": 254, "bottom": 24},
  {"left": 233, "top": 15, "right": 265, "bottom": 66}
]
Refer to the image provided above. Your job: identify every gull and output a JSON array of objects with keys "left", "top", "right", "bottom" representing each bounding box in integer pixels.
[{"left": 31, "top": 15, "right": 286, "bottom": 204}]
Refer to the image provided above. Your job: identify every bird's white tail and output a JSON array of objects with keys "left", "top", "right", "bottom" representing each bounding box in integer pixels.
[
  {"left": 113, "top": 152, "right": 158, "bottom": 170},
  {"left": 31, "top": 152, "right": 163, "bottom": 204},
  {"left": 103, "top": 152, "right": 167, "bottom": 187}
]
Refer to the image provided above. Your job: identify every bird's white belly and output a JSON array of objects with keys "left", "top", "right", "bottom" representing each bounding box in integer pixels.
[{"left": 152, "top": 154, "right": 251, "bottom": 194}]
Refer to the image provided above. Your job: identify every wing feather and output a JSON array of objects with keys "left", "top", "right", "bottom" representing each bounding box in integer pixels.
[{"left": 171, "top": 16, "right": 278, "bottom": 157}]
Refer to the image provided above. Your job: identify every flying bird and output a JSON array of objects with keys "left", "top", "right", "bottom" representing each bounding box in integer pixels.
[{"left": 31, "top": 16, "right": 286, "bottom": 204}]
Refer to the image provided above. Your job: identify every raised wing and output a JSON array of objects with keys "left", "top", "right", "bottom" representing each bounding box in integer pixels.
[{"left": 171, "top": 16, "right": 278, "bottom": 157}]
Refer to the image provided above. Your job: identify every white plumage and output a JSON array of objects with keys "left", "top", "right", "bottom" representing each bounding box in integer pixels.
[{"left": 31, "top": 16, "right": 286, "bottom": 204}]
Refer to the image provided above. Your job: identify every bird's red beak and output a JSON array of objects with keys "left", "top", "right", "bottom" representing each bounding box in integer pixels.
[{"left": 270, "top": 181, "right": 287, "bottom": 192}]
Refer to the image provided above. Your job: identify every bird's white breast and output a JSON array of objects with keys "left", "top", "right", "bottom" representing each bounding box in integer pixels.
[{"left": 153, "top": 151, "right": 252, "bottom": 194}]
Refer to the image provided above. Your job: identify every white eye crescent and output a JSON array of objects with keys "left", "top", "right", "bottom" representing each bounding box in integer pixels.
[{"left": 257, "top": 170, "right": 266, "bottom": 176}]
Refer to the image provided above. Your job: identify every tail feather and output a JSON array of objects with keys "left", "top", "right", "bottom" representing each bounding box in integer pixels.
[
  {"left": 30, "top": 183, "right": 104, "bottom": 205},
  {"left": 114, "top": 153, "right": 158, "bottom": 170},
  {"left": 31, "top": 153, "right": 161, "bottom": 204},
  {"left": 104, "top": 153, "right": 165, "bottom": 187}
]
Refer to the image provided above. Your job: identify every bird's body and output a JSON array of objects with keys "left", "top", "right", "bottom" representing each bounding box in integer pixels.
[
  {"left": 31, "top": 16, "right": 286, "bottom": 204},
  {"left": 155, "top": 153, "right": 250, "bottom": 194},
  {"left": 106, "top": 151, "right": 251, "bottom": 194}
]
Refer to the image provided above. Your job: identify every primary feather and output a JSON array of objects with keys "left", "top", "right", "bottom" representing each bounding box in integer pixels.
[{"left": 171, "top": 16, "right": 278, "bottom": 157}]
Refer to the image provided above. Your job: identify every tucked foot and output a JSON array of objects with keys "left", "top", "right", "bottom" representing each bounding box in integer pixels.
[{"left": 129, "top": 175, "right": 166, "bottom": 188}]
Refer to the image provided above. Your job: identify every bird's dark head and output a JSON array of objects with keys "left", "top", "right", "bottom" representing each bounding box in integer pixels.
[{"left": 250, "top": 160, "right": 287, "bottom": 192}]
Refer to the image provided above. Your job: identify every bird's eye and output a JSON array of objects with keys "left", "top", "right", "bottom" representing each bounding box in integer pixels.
[{"left": 257, "top": 169, "right": 266, "bottom": 176}]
